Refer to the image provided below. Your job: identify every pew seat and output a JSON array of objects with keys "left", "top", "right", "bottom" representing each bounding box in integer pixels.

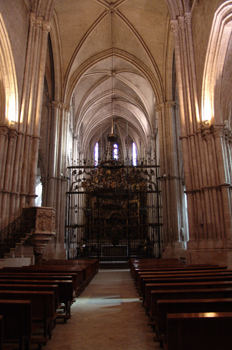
[
  {"left": 0, "top": 290, "right": 55, "bottom": 343},
  {"left": 145, "top": 280, "right": 232, "bottom": 312},
  {"left": 0, "top": 300, "right": 32, "bottom": 350},
  {"left": 150, "top": 288, "right": 232, "bottom": 320},
  {"left": 155, "top": 298, "right": 232, "bottom": 344},
  {"left": 164, "top": 312, "right": 232, "bottom": 350}
]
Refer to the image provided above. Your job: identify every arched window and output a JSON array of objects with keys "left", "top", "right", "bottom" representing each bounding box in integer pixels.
[
  {"left": 35, "top": 180, "right": 42, "bottom": 207},
  {"left": 113, "top": 143, "right": 118, "bottom": 160},
  {"left": 94, "top": 142, "right": 99, "bottom": 166},
  {"left": 132, "top": 142, "right": 137, "bottom": 166}
]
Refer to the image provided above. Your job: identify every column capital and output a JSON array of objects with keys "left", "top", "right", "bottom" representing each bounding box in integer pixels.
[
  {"left": 50, "top": 101, "right": 70, "bottom": 111},
  {"left": 184, "top": 12, "right": 192, "bottom": 26},
  {"left": 170, "top": 19, "right": 178, "bottom": 33},
  {"left": 202, "top": 128, "right": 212, "bottom": 142},
  {"left": 178, "top": 16, "right": 185, "bottom": 30},
  {"left": 155, "top": 103, "right": 164, "bottom": 111},
  {"left": 211, "top": 124, "right": 225, "bottom": 138},
  {"left": 60, "top": 102, "right": 70, "bottom": 112},
  {"left": 9, "top": 128, "right": 18, "bottom": 140},
  {"left": 50, "top": 101, "right": 60, "bottom": 110},
  {"left": 155, "top": 101, "right": 177, "bottom": 111},
  {"left": 36, "top": 16, "right": 43, "bottom": 28},
  {"left": 0, "top": 126, "right": 9, "bottom": 139},
  {"left": 43, "top": 21, "right": 51, "bottom": 33},
  {"left": 165, "top": 100, "right": 177, "bottom": 109},
  {"left": 30, "top": 13, "right": 36, "bottom": 26}
]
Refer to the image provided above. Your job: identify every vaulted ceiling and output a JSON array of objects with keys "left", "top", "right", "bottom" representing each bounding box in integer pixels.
[{"left": 50, "top": 0, "right": 175, "bottom": 154}]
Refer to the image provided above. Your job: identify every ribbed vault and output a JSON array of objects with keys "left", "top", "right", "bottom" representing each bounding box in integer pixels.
[{"left": 52, "top": 0, "right": 175, "bottom": 158}]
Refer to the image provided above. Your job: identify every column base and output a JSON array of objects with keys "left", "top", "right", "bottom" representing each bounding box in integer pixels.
[
  {"left": 42, "top": 242, "right": 66, "bottom": 260},
  {"left": 186, "top": 249, "right": 230, "bottom": 267},
  {"left": 161, "top": 241, "right": 187, "bottom": 261}
]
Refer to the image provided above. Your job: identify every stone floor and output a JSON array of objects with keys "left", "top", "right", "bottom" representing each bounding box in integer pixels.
[{"left": 42, "top": 269, "right": 161, "bottom": 350}]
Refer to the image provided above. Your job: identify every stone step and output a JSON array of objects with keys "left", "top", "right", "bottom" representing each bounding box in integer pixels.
[{"left": 100, "top": 261, "right": 129, "bottom": 269}]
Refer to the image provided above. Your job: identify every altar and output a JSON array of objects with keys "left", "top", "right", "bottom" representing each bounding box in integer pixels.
[{"left": 101, "top": 245, "right": 128, "bottom": 257}]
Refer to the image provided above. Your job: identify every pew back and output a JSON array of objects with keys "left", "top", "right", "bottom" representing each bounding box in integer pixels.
[{"left": 165, "top": 312, "right": 232, "bottom": 350}]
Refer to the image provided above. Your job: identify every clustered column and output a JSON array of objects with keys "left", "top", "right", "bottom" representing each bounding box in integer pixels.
[
  {"left": 0, "top": 13, "right": 51, "bottom": 230},
  {"left": 171, "top": 12, "right": 232, "bottom": 257}
]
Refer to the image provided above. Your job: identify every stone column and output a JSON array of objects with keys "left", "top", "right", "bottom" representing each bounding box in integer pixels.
[
  {"left": 157, "top": 100, "right": 186, "bottom": 257},
  {"left": 10, "top": 131, "right": 24, "bottom": 218},
  {"left": 1, "top": 128, "right": 18, "bottom": 227},
  {"left": 20, "top": 133, "right": 32, "bottom": 208},
  {"left": 29, "top": 20, "right": 51, "bottom": 207},
  {"left": 47, "top": 101, "right": 60, "bottom": 208},
  {"left": 212, "top": 124, "right": 231, "bottom": 243},
  {"left": 0, "top": 126, "right": 8, "bottom": 229},
  {"left": 42, "top": 102, "right": 69, "bottom": 260}
]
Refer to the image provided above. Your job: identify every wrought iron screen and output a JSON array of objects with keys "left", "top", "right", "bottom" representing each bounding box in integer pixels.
[{"left": 65, "top": 161, "right": 163, "bottom": 260}]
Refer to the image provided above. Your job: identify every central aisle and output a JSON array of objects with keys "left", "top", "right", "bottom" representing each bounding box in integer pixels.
[{"left": 44, "top": 269, "right": 160, "bottom": 350}]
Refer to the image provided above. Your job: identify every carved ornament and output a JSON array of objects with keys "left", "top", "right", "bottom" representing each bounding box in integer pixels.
[
  {"left": 184, "top": 12, "right": 192, "bottom": 26},
  {"left": 35, "top": 208, "right": 56, "bottom": 232},
  {"left": 178, "top": 16, "right": 185, "bottom": 30},
  {"left": 211, "top": 124, "right": 224, "bottom": 139},
  {"left": 170, "top": 20, "right": 178, "bottom": 33},
  {"left": 0, "top": 126, "right": 9, "bottom": 140}
]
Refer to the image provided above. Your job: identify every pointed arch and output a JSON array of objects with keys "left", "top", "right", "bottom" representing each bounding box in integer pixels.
[{"left": 202, "top": 1, "right": 232, "bottom": 124}]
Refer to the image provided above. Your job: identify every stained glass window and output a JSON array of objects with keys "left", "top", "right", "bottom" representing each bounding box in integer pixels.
[
  {"left": 94, "top": 142, "right": 99, "bottom": 166},
  {"left": 132, "top": 142, "right": 137, "bottom": 166},
  {"left": 113, "top": 143, "right": 118, "bottom": 160}
]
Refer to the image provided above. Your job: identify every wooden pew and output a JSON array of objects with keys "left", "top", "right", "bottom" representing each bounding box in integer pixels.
[
  {"left": 0, "top": 270, "right": 80, "bottom": 295},
  {"left": 155, "top": 298, "right": 232, "bottom": 344},
  {"left": 145, "top": 280, "right": 232, "bottom": 312},
  {"left": 23, "top": 261, "right": 97, "bottom": 287},
  {"left": 0, "top": 290, "right": 54, "bottom": 345},
  {"left": 0, "top": 300, "right": 32, "bottom": 350},
  {"left": 138, "top": 269, "right": 232, "bottom": 294},
  {"left": 0, "top": 284, "right": 59, "bottom": 310},
  {"left": 0, "top": 278, "right": 73, "bottom": 320},
  {"left": 150, "top": 288, "right": 232, "bottom": 320},
  {"left": 133, "top": 265, "right": 227, "bottom": 286},
  {"left": 129, "top": 258, "right": 184, "bottom": 272},
  {"left": 0, "top": 315, "right": 16, "bottom": 350},
  {"left": 141, "top": 273, "right": 232, "bottom": 301},
  {"left": 164, "top": 312, "right": 232, "bottom": 350},
  {"left": 42, "top": 259, "right": 99, "bottom": 283}
]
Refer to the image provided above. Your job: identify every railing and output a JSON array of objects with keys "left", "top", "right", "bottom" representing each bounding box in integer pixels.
[
  {"left": 0, "top": 207, "right": 56, "bottom": 263},
  {"left": 0, "top": 208, "right": 37, "bottom": 246}
]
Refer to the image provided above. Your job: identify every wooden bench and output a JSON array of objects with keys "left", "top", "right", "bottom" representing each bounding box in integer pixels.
[
  {"left": 141, "top": 273, "right": 232, "bottom": 301},
  {"left": 145, "top": 280, "right": 232, "bottom": 312},
  {"left": 164, "top": 312, "right": 232, "bottom": 350},
  {"left": 22, "top": 263, "right": 94, "bottom": 287},
  {"left": 0, "top": 278, "right": 73, "bottom": 320},
  {"left": 42, "top": 259, "right": 99, "bottom": 283},
  {"left": 138, "top": 269, "right": 232, "bottom": 294},
  {"left": 0, "top": 300, "right": 32, "bottom": 350},
  {"left": 0, "top": 315, "right": 17, "bottom": 350},
  {"left": 155, "top": 298, "right": 232, "bottom": 345},
  {"left": 0, "top": 290, "right": 55, "bottom": 345},
  {"left": 133, "top": 265, "right": 227, "bottom": 286},
  {"left": 150, "top": 288, "right": 232, "bottom": 320},
  {"left": 0, "top": 284, "right": 59, "bottom": 310},
  {"left": 0, "top": 271, "right": 80, "bottom": 295}
]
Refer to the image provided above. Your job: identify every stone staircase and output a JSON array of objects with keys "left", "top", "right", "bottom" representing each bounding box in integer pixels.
[
  {"left": 1, "top": 233, "right": 32, "bottom": 259},
  {"left": 0, "top": 211, "right": 33, "bottom": 259},
  {"left": 0, "top": 207, "right": 56, "bottom": 263},
  {"left": 100, "top": 261, "right": 129, "bottom": 269}
]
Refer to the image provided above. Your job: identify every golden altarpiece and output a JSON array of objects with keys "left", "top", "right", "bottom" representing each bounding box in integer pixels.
[{"left": 66, "top": 135, "right": 162, "bottom": 261}]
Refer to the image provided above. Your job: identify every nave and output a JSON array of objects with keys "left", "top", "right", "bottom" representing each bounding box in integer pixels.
[{"left": 40, "top": 269, "right": 157, "bottom": 350}]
